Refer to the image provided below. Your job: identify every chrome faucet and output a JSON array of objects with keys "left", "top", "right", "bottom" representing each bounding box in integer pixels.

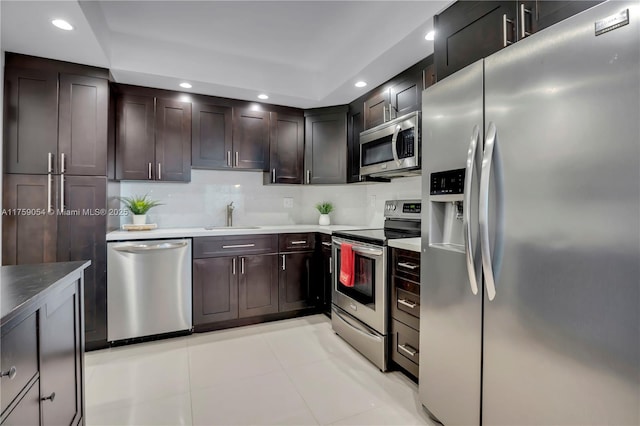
[{"left": 226, "top": 202, "right": 235, "bottom": 227}]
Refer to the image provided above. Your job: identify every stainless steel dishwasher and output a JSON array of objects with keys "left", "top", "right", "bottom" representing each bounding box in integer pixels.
[{"left": 107, "top": 239, "right": 192, "bottom": 341}]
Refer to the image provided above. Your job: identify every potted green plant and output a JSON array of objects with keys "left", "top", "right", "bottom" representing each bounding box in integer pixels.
[
  {"left": 118, "top": 194, "right": 163, "bottom": 225},
  {"left": 315, "top": 202, "right": 334, "bottom": 226}
]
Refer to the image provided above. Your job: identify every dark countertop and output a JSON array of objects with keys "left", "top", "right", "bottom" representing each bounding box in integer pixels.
[{"left": 1, "top": 260, "right": 90, "bottom": 326}]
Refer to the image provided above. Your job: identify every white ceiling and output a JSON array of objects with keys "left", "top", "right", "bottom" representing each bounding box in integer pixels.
[{"left": 1, "top": 1, "right": 451, "bottom": 108}]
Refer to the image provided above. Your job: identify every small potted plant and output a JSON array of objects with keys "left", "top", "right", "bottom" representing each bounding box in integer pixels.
[
  {"left": 118, "top": 194, "right": 163, "bottom": 225},
  {"left": 315, "top": 202, "right": 334, "bottom": 226}
]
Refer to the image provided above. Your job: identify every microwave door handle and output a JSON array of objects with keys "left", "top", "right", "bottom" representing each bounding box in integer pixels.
[{"left": 391, "top": 124, "right": 401, "bottom": 165}]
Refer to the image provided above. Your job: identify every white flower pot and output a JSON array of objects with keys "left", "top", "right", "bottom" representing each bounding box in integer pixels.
[
  {"left": 319, "top": 214, "right": 330, "bottom": 226},
  {"left": 132, "top": 214, "right": 147, "bottom": 225}
]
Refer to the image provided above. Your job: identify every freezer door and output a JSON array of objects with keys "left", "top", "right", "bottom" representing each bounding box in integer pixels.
[
  {"left": 419, "top": 60, "right": 484, "bottom": 425},
  {"left": 482, "top": 2, "right": 640, "bottom": 424}
]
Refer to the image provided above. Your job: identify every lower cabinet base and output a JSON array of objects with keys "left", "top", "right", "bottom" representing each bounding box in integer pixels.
[{"left": 193, "top": 307, "right": 320, "bottom": 333}]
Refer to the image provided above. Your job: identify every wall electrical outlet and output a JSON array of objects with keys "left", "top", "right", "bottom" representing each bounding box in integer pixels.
[{"left": 283, "top": 197, "right": 294, "bottom": 209}]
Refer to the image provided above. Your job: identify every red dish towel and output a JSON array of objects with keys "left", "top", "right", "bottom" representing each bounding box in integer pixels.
[{"left": 339, "top": 243, "right": 355, "bottom": 287}]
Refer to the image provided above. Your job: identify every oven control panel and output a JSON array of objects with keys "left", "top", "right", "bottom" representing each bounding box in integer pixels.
[{"left": 384, "top": 199, "right": 421, "bottom": 219}]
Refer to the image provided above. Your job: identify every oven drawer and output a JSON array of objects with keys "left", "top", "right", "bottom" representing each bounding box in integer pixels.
[
  {"left": 1, "top": 312, "right": 38, "bottom": 416},
  {"left": 391, "top": 276, "right": 420, "bottom": 329},
  {"left": 279, "top": 233, "right": 315, "bottom": 252},
  {"left": 392, "top": 248, "right": 420, "bottom": 282},
  {"left": 332, "top": 305, "right": 387, "bottom": 371},
  {"left": 391, "top": 319, "right": 419, "bottom": 377}
]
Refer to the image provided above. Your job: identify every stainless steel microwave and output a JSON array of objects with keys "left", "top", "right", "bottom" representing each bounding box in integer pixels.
[{"left": 359, "top": 111, "right": 420, "bottom": 178}]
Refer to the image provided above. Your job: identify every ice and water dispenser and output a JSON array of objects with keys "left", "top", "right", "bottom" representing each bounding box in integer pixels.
[{"left": 429, "top": 169, "right": 465, "bottom": 253}]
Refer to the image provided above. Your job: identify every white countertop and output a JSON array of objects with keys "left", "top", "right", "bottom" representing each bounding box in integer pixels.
[
  {"left": 106, "top": 224, "right": 371, "bottom": 241},
  {"left": 388, "top": 237, "right": 421, "bottom": 252}
]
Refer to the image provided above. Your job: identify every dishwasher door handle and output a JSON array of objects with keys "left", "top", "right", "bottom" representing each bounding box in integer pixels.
[{"left": 113, "top": 241, "right": 189, "bottom": 253}]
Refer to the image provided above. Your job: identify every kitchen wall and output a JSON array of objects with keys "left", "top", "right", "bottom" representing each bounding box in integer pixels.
[{"left": 118, "top": 170, "right": 421, "bottom": 228}]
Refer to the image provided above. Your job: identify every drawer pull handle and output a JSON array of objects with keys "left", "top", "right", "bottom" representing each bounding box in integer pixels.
[
  {"left": 397, "top": 262, "right": 419, "bottom": 270},
  {"left": 321, "top": 242, "right": 332, "bottom": 247},
  {"left": 290, "top": 241, "right": 307, "bottom": 245},
  {"left": 222, "top": 244, "right": 256, "bottom": 249},
  {"left": 1, "top": 366, "right": 17, "bottom": 380},
  {"left": 41, "top": 392, "right": 56, "bottom": 402},
  {"left": 398, "top": 344, "right": 418, "bottom": 357},
  {"left": 398, "top": 299, "right": 417, "bottom": 309}
]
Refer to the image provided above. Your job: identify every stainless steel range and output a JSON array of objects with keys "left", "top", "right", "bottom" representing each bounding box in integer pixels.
[{"left": 331, "top": 199, "right": 421, "bottom": 370}]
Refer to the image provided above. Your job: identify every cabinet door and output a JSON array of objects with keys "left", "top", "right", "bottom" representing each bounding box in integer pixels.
[
  {"left": 1, "top": 380, "right": 41, "bottom": 426},
  {"left": 423, "top": 62, "right": 437, "bottom": 90},
  {"left": 347, "top": 102, "right": 364, "bottom": 183},
  {"left": 269, "top": 113, "right": 304, "bottom": 184},
  {"left": 40, "top": 280, "right": 83, "bottom": 426},
  {"left": 519, "top": 1, "right": 602, "bottom": 38},
  {"left": 390, "top": 75, "right": 422, "bottom": 119},
  {"left": 238, "top": 254, "right": 278, "bottom": 318},
  {"left": 115, "top": 94, "right": 155, "bottom": 180},
  {"left": 56, "top": 176, "right": 107, "bottom": 347},
  {"left": 304, "top": 112, "right": 347, "bottom": 185},
  {"left": 279, "top": 252, "right": 314, "bottom": 312},
  {"left": 434, "top": 1, "right": 517, "bottom": 81},
  {"left": 4, "top": 68, "right": 58, "bottom": 174},
  {"left": 2, "top": 174, "right": 58, "bottom": 265},
  {"left": 363, "top": 89, "right": 390, "bottom": 130},
  {"left": 58, "top": 74, "right": 108, "bottom": 176},
  {"left": 155, "top": 98, "right": 192, "bottom": 182},
  {"left": 320, "top": 240, "right": 333, "bottom": 313},
  {"left": 232, "top": 109, "right": 270, "bottom": 170},
  {"left": 193, "top": 257, "right": 238, "bottom": 325},
  {"left": 191, "top": 103, "right": 232, "bottom": 169}
]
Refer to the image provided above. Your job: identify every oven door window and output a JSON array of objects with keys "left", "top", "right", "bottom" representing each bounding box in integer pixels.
[
  {"left": 336, "top": 247, "right": 376, "bottom": 307},
  {"left": 361, "top": 135, "right": 393, "bottom": 167}
]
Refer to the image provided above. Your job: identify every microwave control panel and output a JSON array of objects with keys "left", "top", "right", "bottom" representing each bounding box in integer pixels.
[{"left": 430, "top": 169, "right": 465, "bottom": 195}]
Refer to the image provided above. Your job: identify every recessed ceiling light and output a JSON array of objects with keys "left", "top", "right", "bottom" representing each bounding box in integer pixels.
[
  {"left": 179, "top": 82, "right": 192, "bottom": 89},
  {"left": 258, "top": 94, "right": 269, "bottom": 100},
  {"left": 52, "top": 19, "right": 74, "bottom": 31},
  {"left": 425, "top": 31, "right": 435, "bottom": 41},
  {"left": 355, "top": 81, "right": 367, "bottom": 88}
]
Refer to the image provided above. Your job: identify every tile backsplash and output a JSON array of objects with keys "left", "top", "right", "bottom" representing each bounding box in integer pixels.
[{"left": 118, "top": 170, "right": 421, "bottom": 228}]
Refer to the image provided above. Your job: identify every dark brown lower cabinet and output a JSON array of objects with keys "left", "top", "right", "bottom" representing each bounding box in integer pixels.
[
  {"left": 239, "top": 254, "right": 278, "bottom": 317},
  {"left": 318, "top": 234, "right": 333, "bottom": 314},
  {"left": 2, "top": 380, "right": 41, "bottom": 426},
  {"left": 193, "top": 257, "right": 238, "bottom": 324},
  {"left": 279, "top": 251, "right": 314, "bottom": 312}
]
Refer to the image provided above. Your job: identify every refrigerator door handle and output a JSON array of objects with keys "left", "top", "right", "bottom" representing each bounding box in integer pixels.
[
  {"left": 480, "top": 122, "right": 497, "bottom": 301},
  {"left": 463, "top": 125, "right": 480, "bottom": 296}
]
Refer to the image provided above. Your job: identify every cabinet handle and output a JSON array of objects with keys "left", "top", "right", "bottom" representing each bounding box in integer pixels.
[
  {"left": 235, "top": 152, "right": 239, "bottom": 167},
  {"left": 60, "top": 153, "right": 66, "bottom": 173},
  {"left": 158, "top": 163, "right": 162, "bottom": 180},
  {"left": 47, "top": 152, "right": 54, "bottom": 173},
  {"left": 47, "top": 174, "right": 53, "bottom": 214},
  {"left": 60, "top": 174, "right": 65, "bottom": 213},
  {"left": 272, "top": 168, "right": 276, "bottom": 183},
  {"left": 398, "top": 299, "right": 417, "bottom": 309},
  {"left": 41, "top": 392, "right": 56, "bottom": 402},
  {"left": 232, "top": 257, "right": 236, "bottom": 275},
  {"left": 241, "top": 257, "right": 245, "bottom": 274},
  {"left": 398, "top": 344, "right": 418, "bottom": 357},
  {"left": 503, "top": 14, "right": 514, "bottom": 47},
  {"left": 520, "top": 4, "right": 532, "bottom": 38},
  {"left": 222, "top": 243, "right": 255, "bottom": 249},
  {"left": 321, "top": 242, "right": 332, "bottom": 247},
  {"left": 290, "top": 241, "right": 307, "bottom": 245},
  {"left": 1, "top": 366, "right": 17, "bottom": 380},
  {"left": 148, "top": 162, "right": 152, "bottom": 180},
  {"left": 227, "top": 151, "right": 232, "bottom": 167},
  {"left": 329, "top": 257, "right": 332, "bottom": 274},
  {"left": 306, "top": 170, "right": 311, "bottom": 184},
  {"left": 397, "top": 261, "right": 419, "bottom": 270},
  {"left": 282, "top": 254, "right": 286, "bottom": 271}
]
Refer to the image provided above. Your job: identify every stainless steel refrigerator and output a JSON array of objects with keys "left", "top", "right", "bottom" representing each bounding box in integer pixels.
[{"left": 419, "top": 2, "right": 639, "bottom": 425}]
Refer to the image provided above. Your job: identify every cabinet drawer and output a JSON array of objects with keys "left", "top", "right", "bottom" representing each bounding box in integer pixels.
[
  {"left": 392, "top": 248, "right": 420, "bottom": 282},
  {"left": 391, "top": 276, "right": 420, "bottom": 329},
  {"left": 1, "top": 313, "right": 38, "bottom": 415},
  {"left": 391, "top": 319, "right": 419, "bottom": 378},
  {"left": 279, "top": 233, "right": 315, "bottom": 252},
  {"left": 194, "top": 235, "right": 278, "bottom": 258}
]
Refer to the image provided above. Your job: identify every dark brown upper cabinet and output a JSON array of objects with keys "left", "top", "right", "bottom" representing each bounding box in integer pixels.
[
  {"left": 363, "top": 89, "right": 391, "bottom": 130},
  {"left": 115, "top": 93, "right": 191, "bottom": 181},
  {"left": 267, "top": 112, "right": 304, "bottom": 184},
  {"left": 191, "top": 103, "right": 233, "bottom": 169},
  {"left": 390, "top": 74, "right": 422, "bottom": 119},
  {"left": 434, "top": 1, "right": 602, "bottom": 81},
  {"left": 304, "top": 106, "right": 348, "bottom": 185},
  {"left": 347, "top": 101, "right": 364, "bottom": 183},
  {"left": 4, "top": 68, "right": 108, "bottom": 176},
  {"left": 232, "top": 108, "right": 270, "bottom": 171}
]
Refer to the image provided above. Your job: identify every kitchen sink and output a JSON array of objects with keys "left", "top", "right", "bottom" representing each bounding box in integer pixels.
[{"left": 203, "top": 226, "right": 261, "bottom": 230}]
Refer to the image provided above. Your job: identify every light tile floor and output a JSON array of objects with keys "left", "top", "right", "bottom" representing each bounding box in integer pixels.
[{"left": 85, "top": 314, "right": 435, "bottom": 425}]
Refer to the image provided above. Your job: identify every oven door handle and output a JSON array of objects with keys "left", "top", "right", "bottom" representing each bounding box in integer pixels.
[
  {"left": 331, "top": 306, "right": 382, "bottom": 343},
  {"left": 333, "top": 241, "right": 383, "bottom": 257}
]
